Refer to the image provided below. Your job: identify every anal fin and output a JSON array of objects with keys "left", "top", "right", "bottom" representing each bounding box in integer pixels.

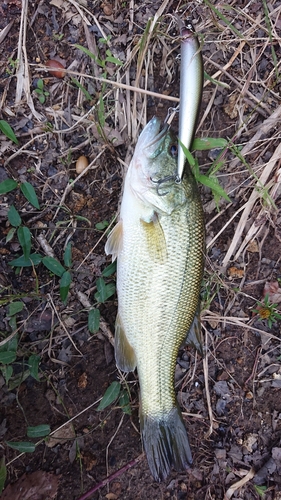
[
  {"left": 115, "top": 313, "right": 137, "bottom": 372},
  {"left": 184, "top": 306, "right": 204, "bottom": 356}
]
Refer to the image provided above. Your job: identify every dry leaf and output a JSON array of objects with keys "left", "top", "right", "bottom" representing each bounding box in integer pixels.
[
  {"left": 46, "top": 422, "right": 75, "bottom": 448},
  {"left": 78, "top": 372, "right": 88, "bottom": 389},
  {"left": 263, "top": 281, "right": 281, "bottom": 304},
  {"left": 224, "top": 93, "right": 239, "bottom": 118},
  {"left": 228, "top": 266, "right": 244, "bottom": 278},
  {"left": 1, "top": 471, "right": 59, "bottom": 500},
  {"left": 247, "top": 240, "right": 259, "bottom": 253}
]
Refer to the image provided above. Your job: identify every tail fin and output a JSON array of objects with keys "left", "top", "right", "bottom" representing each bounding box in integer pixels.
[{"left": 140, "top": 407, "right": 192, "bottom": 482}]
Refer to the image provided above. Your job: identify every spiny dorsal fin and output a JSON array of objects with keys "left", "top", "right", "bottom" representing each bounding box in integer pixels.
[
  {"left": 104, "top": 220, "right": 123, "bottom": 262},
  {"left": 115, "top": 313, "right": 137, "bottom": 372},
  {"left": 140, "top": 214, "right": 167, "bottom": 263}
]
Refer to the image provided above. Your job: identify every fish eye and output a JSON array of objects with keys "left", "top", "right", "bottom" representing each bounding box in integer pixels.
[{"left": 170, "top": 144, "right": 178, "bottom": 157}]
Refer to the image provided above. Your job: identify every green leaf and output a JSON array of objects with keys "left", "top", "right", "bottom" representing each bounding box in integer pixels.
[
  {"left": 75, "top": 44, "right": 102, "bottom": 65},
  {"left": 37, "top": 79, "right": 44, "bottom": 90},
  {"left": 9, "top": 315, "right": 17, "bottom": 331},
  {"left": 0, "top": 351, "right": 17, "bottom": 364},
  {"left": 28, "top": 354, "right": 40, "bottom": 381},
  {"left": 254, "top": 484, "right": 267, "bottom": 496},
  {"left": 71, "top": 78, "right": 92, "bottom": 101},
  {"left": 63, "top": 242, "right": 72, "bottom": 268},
  {"left": 20, "top": 182, "right": 40, "bottom": 209},
  {"left": 95, "top": 278, "right": 115, "bottom": 303},
  {"left": 9, "top": 253, "right": 42, "bottom": 267},
  {"left": 203, "top": 71, "right": 230, "bottom": 88},
  {"left": 60, "top": 271, "right": 72, "bottom": 303},
  {"left": 97, "top": 381, "right": 121, "bottom": 411},
  {"left": 6, "top": 441, "right": 36, "bottom": 453},
  {"left": 17, "top": 226, "right": 31, "bottom": 260},
  {"left": 42, "top": 256, "right": 66, "bottom": 277},
  {"left": 8, "top": 205, "right": 21, "bottom": 227},
  {"left": 102, "top": 261, "right": 116, "bottom": 277},
  {"left": 8, "top": 368, "right": 30, "bottom": 390},
  {"left": 27, "top": 424, "right": 50, "bottom": 438},
  {"left": 196, "top": 173, "right": 231, "bottom": 202},
  {"left": 0, "top": 365, "right": 13, "bottom": 384},
  {"left": 6, "top": 227, "right": 17, "bottom": 243},
  {"left": 95, "top": 220, "right": 109, "bottom": 230},
  {"left": 0, "top": 457, "right": 7, "bottom": 495},
  {"left": 88, "top": 308, "right": 100, "bottom": 334},
  {"left": 0, "top": 334, "right": 18, "bottom": 353},
  {"left": 8, "top": 301, "right": 24, "bottom": 316},
  {"left": 192, "top": 137, "right": 228, "bottom": 151},
  {"left": 0, "top": 120, "right": 18, "bottom": 144},
  {"left": 105, "top": 53, "right": 123, "bottom": 66},
  {"left": 178, "top": 141, "right": 196, "bottom": 167},
  {"left": 74, "top": 215, "right": 91, "bottom": 225},
  {"left": 0, "top": 178, "right": 17, "bottom": 194},
  {"left": 119, "top": 389, "right": 131, "bottom": 415}
]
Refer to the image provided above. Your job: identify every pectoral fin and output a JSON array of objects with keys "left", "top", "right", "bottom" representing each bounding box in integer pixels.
[
  {"left": 140, "top": 214, "right": 167, "bottom": 263},
  {"left": 104, "top": 220, "right": 123, "bottom": 261},
  {"left": 115, "top": 313, "right": 137, "bottom": 372},
  {"left": 184, "top": 307, "right": 204, "bottom": 356}
]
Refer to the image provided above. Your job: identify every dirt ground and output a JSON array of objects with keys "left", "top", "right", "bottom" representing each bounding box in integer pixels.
[{"left": 1, "top": 0, "right": 281, "bottom": 499}]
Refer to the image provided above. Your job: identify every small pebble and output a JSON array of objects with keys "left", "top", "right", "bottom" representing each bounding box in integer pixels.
[{"left": 76, "top": 155, "right": 89, "bottom": 174}]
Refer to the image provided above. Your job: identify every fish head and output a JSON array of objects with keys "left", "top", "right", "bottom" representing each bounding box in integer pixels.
[{"left": 129, "top": 117, "right": 187, "bottom": 215}]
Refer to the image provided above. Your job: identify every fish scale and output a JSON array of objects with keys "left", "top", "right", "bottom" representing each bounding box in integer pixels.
[{"left": 105, "top": 117, "right": 205, "bottom": 481}]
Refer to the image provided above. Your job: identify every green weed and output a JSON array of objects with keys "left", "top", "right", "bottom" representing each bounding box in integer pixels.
[
  {"left": 181, "top": 139, "right": 231, "bottom": 205},
  {"left": 0, "top": 120, "right": 18, "bottom": 144},
  {"left": 34, "top": 78, "right": 49, "bottom": 104},
  {"left": 97, "top": 379, "right": 132, "bottom": 416},
  {"left": 253, "top": 294, "right": 281, "bottom": 329}
]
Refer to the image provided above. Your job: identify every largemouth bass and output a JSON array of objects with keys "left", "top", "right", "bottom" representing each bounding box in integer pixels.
[{"left": 105, "top": 117, "right": 205, "bottom": 481}]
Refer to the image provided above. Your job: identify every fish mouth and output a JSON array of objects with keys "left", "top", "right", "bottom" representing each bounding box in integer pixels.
[{"left": 143, "top": 117, "right": 169, "bottom": 153}]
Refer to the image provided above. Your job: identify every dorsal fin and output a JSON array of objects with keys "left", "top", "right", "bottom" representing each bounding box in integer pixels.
[{"left": 104, "top": 220, "right": 123, "bottom": 262}]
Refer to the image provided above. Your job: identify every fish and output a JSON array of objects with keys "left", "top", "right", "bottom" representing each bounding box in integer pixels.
[
  {"left": 177, "top": 19, "right": 204, "bottom": 180},
  {"left": 105, "top": 117, "right": 205, "bottom": 482}
]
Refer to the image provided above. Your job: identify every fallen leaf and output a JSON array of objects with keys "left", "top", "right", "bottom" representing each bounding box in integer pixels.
[
  {"left": 224, "top": 93, "right": 239, "bottom": 118},
  {"left": 228, "top": 266, "right": 244, "bottom": 278},
  {"left": 247, "top": 240, "right": 259, "bottom": 253},
  {"left": 46, "top": 422, "right": 75, "bottom": 448},
  {"left": 225, "top": 467, "right": 255, "bottom": 498},
  {"left": 243, "top": 433, "right": 258, "bottom": 452},
  {"left": 263, "top": 281, "right": 281, "bottom": 304},
  {"left": 78, "top": 372, "right": 88, "bottom": 389},
  {"left": 1, "top": 471, "right": 59, "bottom": 500}
]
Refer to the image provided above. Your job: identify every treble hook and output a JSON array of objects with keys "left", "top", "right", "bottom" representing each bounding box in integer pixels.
[{"left": 150, "top": 174, "right": 177, "bottom": 196}]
